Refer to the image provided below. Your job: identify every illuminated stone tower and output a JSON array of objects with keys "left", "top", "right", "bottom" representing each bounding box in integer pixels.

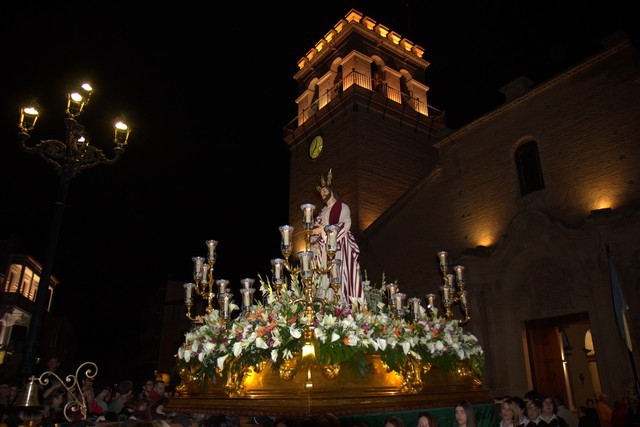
[{"left": 283, "top": 9, "right": 448, "bottom": 250}]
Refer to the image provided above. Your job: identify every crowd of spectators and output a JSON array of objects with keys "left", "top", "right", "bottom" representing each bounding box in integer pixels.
[{"left": 1, "top": 359, "right": 639, "bottom": 427}]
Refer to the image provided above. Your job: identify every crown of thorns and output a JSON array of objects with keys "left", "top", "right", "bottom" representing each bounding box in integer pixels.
[{"left": 316, "top": 168, "right": 333, "bottom": 193}]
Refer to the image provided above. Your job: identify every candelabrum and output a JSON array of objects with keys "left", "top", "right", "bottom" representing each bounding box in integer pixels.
[
  {"left": 275, "top": 204, "right": 343, "bottom": 326},
  {"left": 181, "top": 209, "right": 471, "bottom": 330},
  {"left": 437, "top": 250, "right": 470, "bottom": 324},
  {"left": 183, "top": 240, "right": 251, "bottom": 321},
  {"left": 15, "top": 361, "right": 98, "bottom": 422},
  {"left": 16, "top": 82, "right": 131, "bottom": 382},
  {"left": 379, "top": 252, "right": 470, "bottom": 325}
]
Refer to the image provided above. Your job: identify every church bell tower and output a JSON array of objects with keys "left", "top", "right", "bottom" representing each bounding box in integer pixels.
[{"left": 283, "top": 9, "right": 448, "bottom": 251}]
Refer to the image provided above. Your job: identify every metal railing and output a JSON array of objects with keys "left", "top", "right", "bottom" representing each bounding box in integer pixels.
[{"left": 285, "top": 69, "right": 446, "bottom": 134}]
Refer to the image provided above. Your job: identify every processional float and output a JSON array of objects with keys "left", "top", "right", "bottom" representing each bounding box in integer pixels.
[{"left": 168, "top": 202, "right": 489, "bottom": 417}]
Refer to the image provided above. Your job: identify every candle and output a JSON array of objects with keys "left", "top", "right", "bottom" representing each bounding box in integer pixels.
[
  {"left": 460, "top": 290, "right": 468, "bottom": 307},
  {"left": 183, "top": 282, "right": 196, "bottom": 304},
  {"left": 437, "top": 251, "right": 448, "bottom": 267},
  {"left": 386, "top": 283, "right": 398, "bottom": 303},
  {"left": 446, "top": 274, "right": 456, "bottom": 289},
  {"left": 216, "top": 279, "right": 230, "bottom": 296},
  {"left": 394, "top": 293, "right": 406, "bottom": 311},
  {"left": 409, "top": 297, "right": 421, "bottom": 319},
  {"left": 206, "top": 240, "right": 218, "bottom": 262},
  {"left": 325, "top": 225, "right": 338, "bottom": 253},
  {"left": 271, "top": 258, "right": 285, "bottom": 283},
  {"left": 241, "top": 288, "right": 255, "bottom": 308},
  {"left": 426, "top": 293, "right": 436, "bottom": 309},
  {"left": 279, "top": 225, "right": 293, "bottom": 246},
  {"left": 192, "top": 256, "right": 205, "bottom": 278},
  {"left": 441, "top": 285, "right": 450, "bottom": 303},
  {"left": 240, "top": 278, "right": 255, "bottom": 289},
  {"left": 298, "top": 251, "right": 313, "bottom": 277},
  {"left": 221, "top": 292, "right": 232, "bottom": 317},
  {"left": 330, "top": 259, "right": 341, "bottom": 284},
  {"left": 301, "top": 203, "right": 316, "bottom": 225},
  {"left": 201, "top": 263, "right": 210, "bottom": 285},
  {"left": 454, "top": 265, "right": 465, "bottom": 283}
]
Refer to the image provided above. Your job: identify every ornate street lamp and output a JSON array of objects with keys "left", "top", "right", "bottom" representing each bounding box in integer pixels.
[{"left": 16, "top": 82, "right": 131, "bottom": 383}]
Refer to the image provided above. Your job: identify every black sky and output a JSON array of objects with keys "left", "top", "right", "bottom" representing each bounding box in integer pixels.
[{"left": 0, "top": 2, "right": 636, "bottom": 373}]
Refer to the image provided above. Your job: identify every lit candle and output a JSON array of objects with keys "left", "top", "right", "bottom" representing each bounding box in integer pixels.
[
  {"left": 446, "top": 274, "right": 456, "bottom": 289},
  {"left": 330, "top": 259, "right": 341, "bottom": 284},
  {"left": 279, "top": 225, "right": 293, "bottom": 246},
  {"left": 394, "top": 292, "right": 406, "bottom": 311},
  {"left": 192, "top": 256, "right": 205, "bottom": 278},
  {"left": 409, "top": 297, "right": 421, "bottom": 316},
  {"left": 241, "top": 288, "right": 255, "bottom": 308},
  {"left": 183, "top": 282, "right": 196, "bottom": 304},
  {"left": 325, "top": 225, "right": 338, "bottom": 253},
  {"left": 301, "top": 203, "right": 316, "bottom": 226},
  {"left": 206, "top": 240, "right": 218, "bottom": 262},
  {"left": 441, "top": 285, "right": 450, "bottom": 303},
  {"left": 221, "top": 292, "right": 232, "bottom": 317},
  {"left": 437, "top": 251, "right": 448, "bottom": 268},
  {"left": 201, "top": 263, "right": 210, "bottom": 285},
  {"left": 240, "top": 278, "right": 255, "bottom": 289},
  {"left": 386, "top": 283, "right": 398, "bottom": 303},
  {"left": 216, "top": 279, "right": 230, "bottom": 296},
  {"left": 454, "top": 265, "right": 465, "bottom": 283},
  {"left": 271, "top": 258, "right": 285, "bottom": 283},
  {"left": 298, "top": 251, "right": 313, "bottom": 277},
  {"left": 426, "top": 293, "right": 436, "bottom": 308},
  {"left": 460, "top": 290, "right": 468, "bottom": 307}
]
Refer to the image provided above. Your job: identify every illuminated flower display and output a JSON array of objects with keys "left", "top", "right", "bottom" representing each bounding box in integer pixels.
[{"left": 176, "top": 275, "right": 484, "bottom": 383}]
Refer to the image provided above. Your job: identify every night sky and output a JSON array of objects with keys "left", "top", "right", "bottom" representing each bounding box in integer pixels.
[{"left": 0, "top": 2, "right": 636, "bottom": 375}]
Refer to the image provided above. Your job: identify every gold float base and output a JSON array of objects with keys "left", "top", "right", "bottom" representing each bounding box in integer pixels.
[{"left": 167, "top": 356, "right": 492, "bottom": 417}]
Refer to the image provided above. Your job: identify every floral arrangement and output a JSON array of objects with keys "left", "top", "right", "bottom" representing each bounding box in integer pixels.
[{"left": 176, "top": 274, "right": 484, "bottom": 384}]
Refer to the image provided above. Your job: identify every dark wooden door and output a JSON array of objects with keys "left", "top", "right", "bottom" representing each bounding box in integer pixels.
[{"left": 526, "top": 323, "right": 565, "bottom": 397}]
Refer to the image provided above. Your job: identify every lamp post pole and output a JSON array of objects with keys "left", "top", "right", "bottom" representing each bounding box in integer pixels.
[{"left": 16, "top": 83, "right": 131, "bottom": 383}]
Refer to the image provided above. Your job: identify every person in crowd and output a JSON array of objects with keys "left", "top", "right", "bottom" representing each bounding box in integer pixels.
[
  {"left": 150, "top": 397, "right": 170, "bottom": 420},
  {"left": 499, "top": 397, "right": 523, "bottom": 427},
  {"left": 385, "top": 416, "right": 406, "bottom": 427},
  {"left": 540, "top": 395, "right": 568, "bottom": 427},
  {"left": 315, "top": 412, "right": 341, "bottom": 427},
  {"left": 93, "top": 380, "right": 112, "bottom": 413},
  {"left": 83, "top": 385, "right": 103, "bottom": 418},
  {"left": 513, "top": 396, "right": 529, "bottom": 426},
  {"left": 201, "top": 414, "right": 241, "bottom": 427},
  {"left": 610, "top": 399, "right": 628, "bottom": 427},
  {"left": 311, "top": 169, "right": 363, "bottom": 305},
  {"left": 140, "top": 379, "right": 155, "bottom": 400},
  {"left": 122, "top": 395, "right": 151, "bottom": 421},
  {"left": 577, "top": 406, "right": 600, "bottom": 427},
  {"left": 596, "top": 394, "right": 613, "bottom": 427},
  {"left": 554, "top": 395, "right": 578, "bottom": 427},
  {"left": 417, "top": 411, "right": 439, "bottom": 427},
  {"left": 109, "top": 379, "right": 134, "bottom": 414},
  {"left": 148, "top": 380, "right": 165, "bottom": 404},
  {"left": 456, "top": 400, "right": 477, "bottom": 427},
  {"left": 587, "top": 400, "right": 596, "bottom": 410},
  {"left": 526, "top": 399, "right": 543, "bottom": 427},
  {"left": 42, "top": 387, "right": 66, "bottom": 426}
]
